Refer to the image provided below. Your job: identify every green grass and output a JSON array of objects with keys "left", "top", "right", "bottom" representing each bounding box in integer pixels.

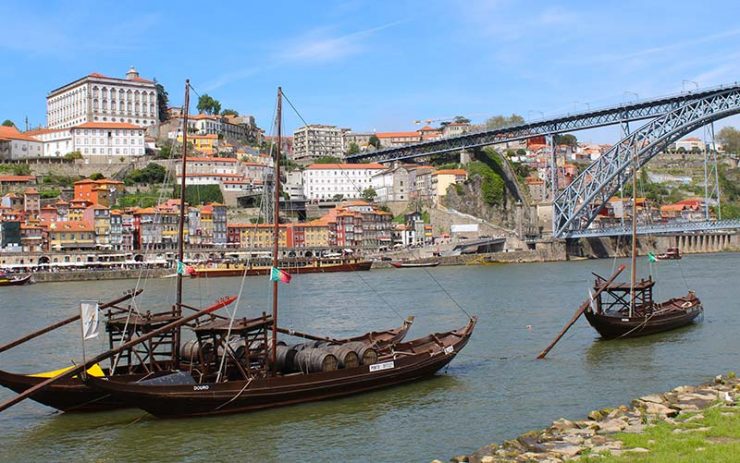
[{"left": 581, "top": 406, "right": 740, "bottom": 462}]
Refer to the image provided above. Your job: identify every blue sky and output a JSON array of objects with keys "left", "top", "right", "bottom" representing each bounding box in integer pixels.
[{"left": 1, "top": 0, "right": 738, "bottom": 142}]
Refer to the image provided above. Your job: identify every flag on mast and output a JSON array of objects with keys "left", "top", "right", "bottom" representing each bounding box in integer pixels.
[
  {"left": 269, "top": 266, "right": 292, "bottom": 284},
  {"left": 647, "top": 252, "right": 657, "bottom": 263},
  {"left": 80, "top": 300, "right": 100, "bottom": 340},
  {"left": 176, "top": 260, "right": 196, "bottom": 276}
]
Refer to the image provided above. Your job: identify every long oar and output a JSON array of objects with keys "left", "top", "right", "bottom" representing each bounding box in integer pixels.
[
  {"left": 0, "top": 290, "right": 143, "bottom": 355},
  {"left": 0, "top": 295, "right": 236, "bottom": 414},
  {"left": 537, "top": 265, "right": 625, "bottom": 359}
]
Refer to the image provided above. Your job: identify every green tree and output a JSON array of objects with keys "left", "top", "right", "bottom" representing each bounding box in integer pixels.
[
  {"left": 125, "top": 163, "right": 167, "bottom": 184},
  {"left": 717, "top": 127, "right": 740, "bottom": 154},
  {"left": 155, "top": 80, "right": 169, "bottom": 123},
  {"left": 347, "top": 142, "right": 360, "bottom": 155},
  {"left": 197, "top": 94, "right": 222, "bottom": 115},
  {"left": 221, "top": 108, "right": 239, "bottom": 117},
  {"left": 368, "top": 135, "right": 381, "bottom": 149},
  {"left": 1, "top": 119, "right": 15, "bottom": 127},
  {"left": 453, "top": 116, "right": 471, "bottom": 124},
  {"left": 485, "top": 114, "right": 524, "bottom": 130},
  {"left": 155, "top": 140, "right": 174, "bottom": 159},
  {"left": 554, "top": 133, "right": 578, "bottom": 148},
  {"left": 89, "top": 172, "right": 105, "bottom": 180},
  {"left": 360, "top": 187, "right": 377, "bottom": 202},
  {"left": 332, "top": 194, "right": 345, "bottom": 202},
  {"left": 64, "top": 150, "right": 83, "bottom": 160},
  {"left": 315, "top": 156, "right": 342, "bottom": 164}
]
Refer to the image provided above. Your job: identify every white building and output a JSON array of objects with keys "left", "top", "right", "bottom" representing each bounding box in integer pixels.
[
  {"left": 25, "top": 128, "right": 73, "bottom": 158},
  {"left": 303, "top": 163, "right": 384, "bottom": 200},
  {"left": 293, "top": 125, "right": 345, "bottom": 161},
  {"left": 0, "top": 126, "right": 44, "bottom": 160},
  {"left": 70, "top": 122, "right": 146, "bottom": 158},
  {"left": 47, "top": 67, "right": 158, "bottom": 130}
]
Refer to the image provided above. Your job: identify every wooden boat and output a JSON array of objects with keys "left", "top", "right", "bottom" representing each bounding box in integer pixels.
[
  {"left": 86, "top": 317, "right": 476, "bottom": 418},
  {"left": 191, "top": 260, "right": 372, "bottom": 278},
  {"left": 538, "top": 154, "right": 702, "bottom": 358},
  {"left": 0, "top": 317, "right": 414, "bottom": 412},
  {"left": 583, "top": 276, "right": 702, "bottom": 339},
  {"left": 0, "top": 274, "right": 32, "bottom": 286},
  {"left": 84, "top": 87, "right": 476, "bottom": 419},
  {"left": 391, "top": 261, "right": 440, "bottom": 268},
  {"left": 655, "top": 247, "right": 681, "bottom": 260}
]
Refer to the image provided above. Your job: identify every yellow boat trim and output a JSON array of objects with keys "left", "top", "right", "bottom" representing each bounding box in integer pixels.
[{"left": 28, "top": 363, "right": 105, "bottom": 378}]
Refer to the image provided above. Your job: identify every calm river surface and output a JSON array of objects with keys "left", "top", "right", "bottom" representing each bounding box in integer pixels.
[{"left": 0, "top": 254, "right": 738, "bottom": 462}]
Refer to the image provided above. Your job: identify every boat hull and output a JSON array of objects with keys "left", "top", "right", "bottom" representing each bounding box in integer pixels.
[
  {"left": 0, "top": 275, "right": 32, "bottom": 286},
  {"left": 87, "top": 319, "right": 476, "bottom": 418},
  {"left": 390, "top": 262, "right": 441, "bottom": 268},
  {"left": 0, "top": 320, "right": 413, "bottom": 413},
  {"left": 584, "top": 302, "right": 702, "bottom": 339},
  {"left": 0, "top": 369, "right": 140, "bottom": 412},
  {"left": 191, "top": 261, "right": 372, "bottom": 278}
]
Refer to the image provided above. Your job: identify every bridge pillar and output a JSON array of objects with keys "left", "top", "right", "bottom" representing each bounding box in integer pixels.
[{"left": 459, "top": 149, "right": 471, "bottom": 166}]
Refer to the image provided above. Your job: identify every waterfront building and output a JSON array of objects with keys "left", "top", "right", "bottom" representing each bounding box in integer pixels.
[
  {"left": 109, "top": 210, "right": 123, "bottom": 250},
  {"left": 46, "top": 67, "right": 158, "bottom": 130},
  {"left": 302, "top": 163, "right": 384, "bottom": 201},
  {"left": 47, "top": 221, "right": 95, "bottom": 251},
  {"left": 292, "top": 125, "right": 345, "bottom": 162},
  {"left": 0, "top": 221, "right": 21, "bottom": 249},
  {"left": 321, "top": 200, "right": 392, "bottom": 249},
  {"left": 20, "top": 223, "right": 45, "bottom": 252},
  {"left": 23, "top": 188, "right": 41, "bottom": 221},
  {"left": 227, "top": 223, "right": 289, "bottom": 249},
  {"left": 83, "top": 205, "right": 111, "bottom": 249},
  {"left": 288, "top": 222, "right": 330, "bottom": 248}
]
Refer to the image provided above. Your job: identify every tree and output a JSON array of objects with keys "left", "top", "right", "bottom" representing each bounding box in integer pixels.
[
  {"left": 360, "top": 187, "right": 377, "bottom": 202},
  {"left": 368, "top": 135, "right": 381, "bottom": 149},
  {"left": 64, "top": 150, "right": 83, "bottom": 160},
  {"left": 717, "top": 127, "right": 740, "bottom": 154},
  {"left": 315, "top": 156, "right": 342, "bottom": 164},
  {"left": 125, "top": 162, "right": 166, "bottom": 184},
  {"left": 90, "top": 172, "right": 105, "bottom": 180},
  {"left": 554, "top": 133, "right": 578, "bottom": 148},
  {"left": 1, "top": 119, "right": 15, "bottom": 127},
  {"left": 453, "top": 115, "right": 471, "bottom": 124},
  {"left": 332, "top": 194, "right": 345, "bottom": 202},
  {"left": 197, "top": 94, "right": 222, "bottom": 115},
  {"left": 347, "top": 142, "right": 360, "bottom": 155},
  {"left": 154, "top": 80, "right": 169, "bottom": 123},
  {"left": 221, "top": 108, "right": 239, "bottom": 117},
  {"left": 485, "top": 114, "right": 524, "bottom": 130}
]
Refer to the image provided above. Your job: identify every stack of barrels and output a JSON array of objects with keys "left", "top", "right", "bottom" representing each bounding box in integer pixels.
[{"left": 275, "top": 340, "right": 378, "bottom": 374}]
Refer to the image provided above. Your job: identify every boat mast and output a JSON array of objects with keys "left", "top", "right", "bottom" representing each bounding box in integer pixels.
[
  {"left": 175, "top": 79, "right": 190, "bottom": 366},
  {"left": 629, "top": 151, "right": 638, "bottom": 317},
  {"left": 271, "top": 87, "right": 282, "bottom": 372}
]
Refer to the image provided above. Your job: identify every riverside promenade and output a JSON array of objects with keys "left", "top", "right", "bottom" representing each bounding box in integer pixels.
[{"left": 441, "top": 373, "right": 739, "bottom": 462}]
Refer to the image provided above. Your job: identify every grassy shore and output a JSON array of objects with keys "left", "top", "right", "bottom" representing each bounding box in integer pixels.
[{"left": 582, "top": 405, "right": 740, "bottom": 462}]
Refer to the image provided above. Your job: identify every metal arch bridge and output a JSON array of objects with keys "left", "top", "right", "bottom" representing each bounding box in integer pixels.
[
  {"left": 563, "top": 220, "right": 740, "bottom": 239},
  {"left": 345, "top": 83, "right": 740, "bottom": 164},
  {"left": 553, "top": 85, "right": 740, "bottom": 238}
]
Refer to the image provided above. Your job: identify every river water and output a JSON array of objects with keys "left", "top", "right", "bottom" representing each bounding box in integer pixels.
[{"left": 0, "top": 254, "right": 738, "bottom": 462}]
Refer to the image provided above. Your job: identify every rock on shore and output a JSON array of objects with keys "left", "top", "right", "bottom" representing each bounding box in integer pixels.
[{"left": 440, "top": 373, "right": 738, "bottom": 463}]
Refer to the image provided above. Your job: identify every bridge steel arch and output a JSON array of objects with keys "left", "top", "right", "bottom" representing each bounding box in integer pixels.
[
  {"left": 553, "top": 86, "right": 740, "bottom": 238},
  {"left": 346, "top": 83, "right": 740, "bottom": 164}
]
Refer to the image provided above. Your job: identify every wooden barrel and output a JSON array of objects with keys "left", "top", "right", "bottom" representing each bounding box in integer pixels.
[
  {"left": 180, "top": 339, "right": 213, "bottom": 362},
  {"left": 321, "top": 345, "right": 360, "bottom": 369},
  {"left": 294, "top": 348, "right": 338, "bottom": 373},
  {"left": 342, "top": 342, "right": 378, "bottom": 365},
  {"left": 276, "top": 344, "right": 298, "bottom": 373},
  {"left": 218, "top": 339, "right": 246, "bottom": 360}
]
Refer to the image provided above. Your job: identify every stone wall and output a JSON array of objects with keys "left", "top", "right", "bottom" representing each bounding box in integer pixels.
[{"left": 569, "top": 232, "right": 739, "bottom": 259}]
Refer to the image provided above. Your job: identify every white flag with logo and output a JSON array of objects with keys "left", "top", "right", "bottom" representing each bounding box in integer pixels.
[{"left": 80, "top": 300, "right": 99, "bottom": 340}]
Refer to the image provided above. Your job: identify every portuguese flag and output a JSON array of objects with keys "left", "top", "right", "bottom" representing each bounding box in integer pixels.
[{"left": 269, "top": 266, "right": 292, "bottom": 284}]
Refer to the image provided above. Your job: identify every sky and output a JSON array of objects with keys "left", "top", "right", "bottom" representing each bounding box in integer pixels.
[{"left": 1, "top": 0, "right": 739, "bottom": 142}]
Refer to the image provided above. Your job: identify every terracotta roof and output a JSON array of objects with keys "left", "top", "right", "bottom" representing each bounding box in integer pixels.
[
  {"left": 48, "top": 220, "right": 94, "bottom": 232},
  {"left": 74, "top": 122, "right": 142, "bottom": 130},
  {"left": 181, "top": 157, "right": 237, "bottom": 163},
  {"left": 433, "top": 169, "right": 467, "bottom": 176},
  {"left": 0, "top": 126, "right": 40, "bottom": 142},
  {"left": 306, "top": 163, "right": 384, "bottom": 170},
  {"left": 375, "top": 131, "right": 420, "bottom": 139},
  {"left": 0, "top": 175, "right": 36, "bottom": 182},
  {"left": 24, "top": 187, "right": 39, "bottom": 194}
]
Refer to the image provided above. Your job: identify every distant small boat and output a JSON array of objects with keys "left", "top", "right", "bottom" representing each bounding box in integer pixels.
[
  {"left": 391, "top": 261, "right": 441, "bottom": 268},
  {"left": 655, "top": 247, "right": 681, "bottom": 260},
  {"left": 0, "top": 275, "right": 32, "bottom": 287}
]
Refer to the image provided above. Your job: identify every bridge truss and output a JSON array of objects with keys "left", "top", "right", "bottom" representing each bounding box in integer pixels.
[
  {"left": 346, "top": 84, "right": 740, "bottom": 164},
  {"left": 553, "top": 86, "right": 740, "bottom": 238}
]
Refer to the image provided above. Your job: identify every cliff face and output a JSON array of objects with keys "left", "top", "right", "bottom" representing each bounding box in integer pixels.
[{"left": 442, "top": 172, "right": 519, "bottom": 230}]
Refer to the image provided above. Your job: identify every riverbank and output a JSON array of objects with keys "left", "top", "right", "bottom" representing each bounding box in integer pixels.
[
  {"left": 27, "top": 268, "right": 171, "bottom": 283},
  {"left": 440, "top": 373, "right": 739, "bottom": 463}
]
